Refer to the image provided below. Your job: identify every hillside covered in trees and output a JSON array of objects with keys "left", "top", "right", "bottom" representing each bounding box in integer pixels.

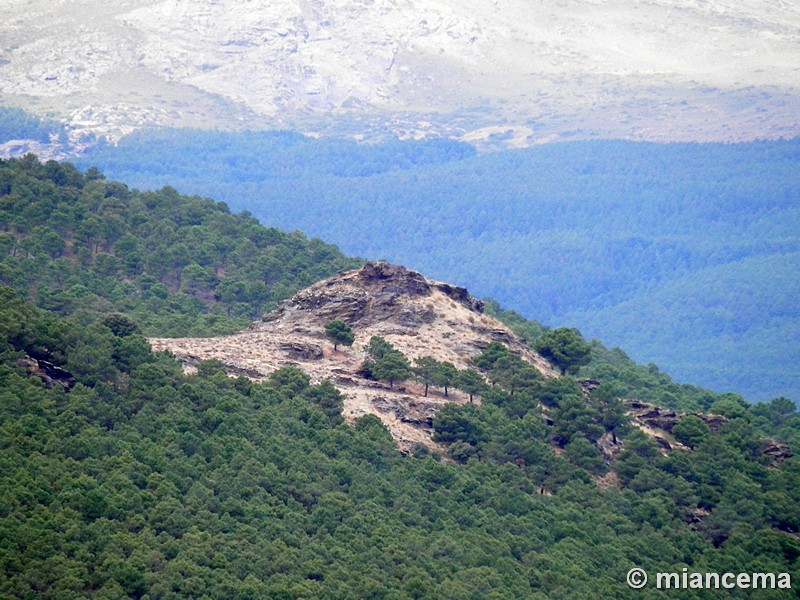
[
  {"left": 0, "top": 154, "right": 361, "bottom": 337},
  {"left": 73, "top": 129, "right": 800, "bottom": 402},
  {"left": 1, "top": 157, "right": 799, "bottom": 597}
]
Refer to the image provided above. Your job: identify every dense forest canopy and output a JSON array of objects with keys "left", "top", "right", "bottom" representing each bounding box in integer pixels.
[
  {"left": 73, "top": 130, "right": 800, "bottom": 402},
  {"left": 1, "top": 157, "right": 799, "bottom": 597},
  {"left": 0, "top": 154, "right": 361, "bottom": 337}
]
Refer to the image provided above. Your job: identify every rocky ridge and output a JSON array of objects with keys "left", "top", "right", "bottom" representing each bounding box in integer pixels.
[
  {"left": 150, "top": 262, "right": 556, "bottom": 451},
  {"left": 2, "top": 0, "right": 799, "bottom": 149}
]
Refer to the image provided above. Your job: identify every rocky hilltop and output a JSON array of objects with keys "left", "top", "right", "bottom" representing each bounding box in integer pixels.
[{"left": 150, "top": 262, "right": 556, "bottom": 451}]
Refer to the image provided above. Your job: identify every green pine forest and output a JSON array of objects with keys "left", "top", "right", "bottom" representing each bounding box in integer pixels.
[{"left": 2, "top": 156, "right": 799, "bottom": 598}]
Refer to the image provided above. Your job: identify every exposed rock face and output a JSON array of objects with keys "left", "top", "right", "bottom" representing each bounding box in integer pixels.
[
  {"left": 762, "top": 439, "right": 793, "bottom": 467},
  {"left": 279, "top": 341, "right": 324, "bottom": 361},
  {"left": 151, "top": 262, "right": 556, "bottom": 451},
  {"left": 626, "top": 400, "right": 726, "bottom": 435},
  {"left": 579, "top": 378, "right": 600, "bottom": 399},
  {"left": 358, "top": 262, "right": 432, "bottom": 297},
  {"left": 595, "top": 431, "right": 622, "bottom": 461},
  {"left": 433, "top": 282, "right": 484, "bottom": 314},
  {"left": 16, "top": 355, "right": 75, "bottom": 390},
  {"left": 626, "top": 400, "right": 791, "bottom": 465},
  {"left": 684, "top": 508, "right": 711, "bottom": 530},
  {"left": 262, "top": 262, "right": 487, "bottom": 331},
  {"left": 372, "top": 396, "right": 439, "bottom": 430}
]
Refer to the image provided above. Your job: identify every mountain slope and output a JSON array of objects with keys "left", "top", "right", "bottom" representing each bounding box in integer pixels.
[
  {"left": 4, "top": 286, "right": 799, "bottom": 598},
  {"left": 0, "top": 155, "right": 362, "bottom": 337},
  {"left": 2, "top": 0, "right": 799, "bottom": 146},
  {"left": 3, "top": 160, "right": 800, "bottom": 597},
  {"left": 4, "top": 155, "right": 768, "bottom": 415}
]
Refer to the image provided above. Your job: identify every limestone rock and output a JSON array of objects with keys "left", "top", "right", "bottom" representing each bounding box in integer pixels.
[
  {"left": 626, "top": 400, "right": 792, "bottom": 465},
  {"left": 626, "top": 400, "right": 725, "bottom": 434},
  {"left": 280, "top": 341, "right": 324, "bottom": 361}
]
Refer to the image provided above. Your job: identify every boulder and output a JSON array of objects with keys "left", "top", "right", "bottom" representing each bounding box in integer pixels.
[{"left": 279, "top": 341, "right": 324, "bottom": 360}]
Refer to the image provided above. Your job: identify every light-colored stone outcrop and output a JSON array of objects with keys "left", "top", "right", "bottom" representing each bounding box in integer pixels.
[{"left": 150, "top": 262, "right": 556, "bottom": 451}]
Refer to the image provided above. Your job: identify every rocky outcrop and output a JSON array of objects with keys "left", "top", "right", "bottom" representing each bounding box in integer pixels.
[
  {"left": 280, "top": 341, "right": 324, "bottom": 361},
  {"left": 372, "top": 396, "right": 439, "bottom": 429},
  {"left": 261, "top": 262, "right": 486, "bottom": 329},
  {"left": 626, "top": 400, "right": 726, "bottom": 434},
  {"left": 434, "top": 282, "right": 484, "bottom": 313},
  {"left": 596, "top": 431, "right": 622, "bottom": 460},
  {"left": 762, "top": 439, "right": 793, "bottom": 467},
  {"left": 16, "top": 355, "right": 75, "bottom": 390},
  {"left": 626, "top": 400, "right": 792, "bottom": 465},
  {"left": 357, "top": 262, "right": 432, "bottom": 297},
  {"left": 470, "top": 327, "right": 517, "bottom": 346},
  {"left": 151, "top": 261, "right": 557, "bottom": 452},
  {"left": 579, "top": 379, "right": 600, "bottom": 398},
  {"left": 684, "top": 507, "right": 711, "bottom": 530},
  {"left": 263, "top": 285, "right": 370, "bottom": 325}
]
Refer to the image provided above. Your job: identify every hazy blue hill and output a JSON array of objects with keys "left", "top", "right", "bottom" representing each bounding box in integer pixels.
[
  {"left": 76, "top": 132, "right": 800, "bottom": 401},
  {"left": 569, "top": 252, "right": 800, "bottom": 398},
  {"left": 0, "top": 107, "right": 67, "bottom": 144}
]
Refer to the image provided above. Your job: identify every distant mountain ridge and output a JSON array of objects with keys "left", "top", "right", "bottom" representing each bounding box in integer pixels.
[{"left": 1, "top": 0, "right": 799, "bottom": 149}]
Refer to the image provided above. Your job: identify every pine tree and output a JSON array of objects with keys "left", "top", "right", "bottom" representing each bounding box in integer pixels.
[{"left": 324, "top": 320, "right": 354, "bottom": 351}]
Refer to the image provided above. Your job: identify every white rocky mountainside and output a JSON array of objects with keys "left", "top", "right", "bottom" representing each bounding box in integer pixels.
[{"left": 1, "top": 0, "right": 799, "bottom": 147}]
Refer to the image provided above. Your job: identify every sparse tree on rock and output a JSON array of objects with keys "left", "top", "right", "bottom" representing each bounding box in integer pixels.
[
  {"left": 472, "top": 341, "right": 509, "bottom": 371},
  {"left": 507, "top": 365, "right": 541, "bottom": 397},
  {"left": 432, "top": 361, "right": 458, "bottom": 397},
  {"left": 366, "top": 335, "right": 394, "bottom": 360},
  {"left": 324, "top": 320, "right": 354, "bottom": 351},
  {"left": 673, "top": 415, "right": 710, "bottom": 449},
  {"left": 456, "top": 368, "right": 487, "bottom": 403},
  {"left": 413, "top": 356, "right": 439, "bottom": 397},
  {"left": 594, "top": 382, "right": 629, "bottom": 444}
]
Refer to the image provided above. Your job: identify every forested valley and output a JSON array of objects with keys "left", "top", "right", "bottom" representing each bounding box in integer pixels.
[{"left": 1, "top": 157, "right": 799, "bottom": 598}]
